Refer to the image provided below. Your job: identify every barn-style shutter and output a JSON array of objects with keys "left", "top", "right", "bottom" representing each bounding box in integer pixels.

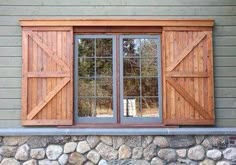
[
  {"left": 162, "top": 27, "right": 214, "bottom": 125},
  {"left": 21, "top": 27, "right": 73, "bottom": 125}
]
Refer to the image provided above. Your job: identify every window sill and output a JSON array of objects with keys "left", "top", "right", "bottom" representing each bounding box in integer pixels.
[{"left": 0, "top": 127, "right": 236, "bottom": 136}]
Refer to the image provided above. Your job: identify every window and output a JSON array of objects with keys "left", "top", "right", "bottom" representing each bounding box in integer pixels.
[
  {"left": 74, "top": 34, "right": 161, "bottom": 124},
  {"left": 20, "top": 19, "right": 215, "bottom": 127}
]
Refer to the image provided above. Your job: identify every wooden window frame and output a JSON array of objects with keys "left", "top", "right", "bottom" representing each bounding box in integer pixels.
[{"left": 20, "top": 19, "right": 214, "bottom": 127}]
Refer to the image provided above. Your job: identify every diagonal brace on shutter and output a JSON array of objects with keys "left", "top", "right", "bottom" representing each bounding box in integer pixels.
[
  {"left": 27, "top": 31, "right": 70, "bottom": 72},
  {"left": 166, "top": 78, "right": 211, "bottom": 120},
  {"left": 27, "top": 77, "right": 70, "bottom": 120},
  {"left": 167, "top": 32, "right": 207, "bottom": 72}
]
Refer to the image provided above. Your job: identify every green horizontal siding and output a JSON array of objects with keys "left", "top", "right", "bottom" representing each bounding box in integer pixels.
[{"left": 0, "top": 0, "right": 235, "bottom": 127}]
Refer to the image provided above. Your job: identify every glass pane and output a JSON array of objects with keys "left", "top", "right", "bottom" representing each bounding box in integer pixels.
[
  {"left": 142, "top": 97, "right": 159, "bottom": 117},
  {"left": 78, "top": 58, "right": 95, "bottom": 77},
  {"left": 142, "top": 78, "right": 158, "bottom": 96},
  {"left": 96, "top": 98, "right": 113, "bottom": 117},
  {"left": 123, "top": 39, "right": 141, "bottom": 58},
  {"left": 96, "top": 78, "right": 112, "bottom": 97},
  {"left": 141, "top": 39, "right": 157, "bottom": 58},
  {"left": 78, "top": 78, "right": 95, "bottom": 96},
  {"left": 141, "top": 58, "right": 158, "bottom": 76},
  {"left": 78, "top": 98, "right": 95, "bottom": 117},
  {"left": 78, "top": 39, "right": 94, "bottom": 57},
  {"left": 123, "top": 97, "right": 140, "bottom": 117},
  {"left": 124, "top": 58, "right": 140, "bottom": 76},
  {"left": 96, "top": 59, "right": 112, "bottom": 76},
  {"left": 124, "top": 78, "right": 140, "bottom": 96},
  {"left": 96, "top": 38, "right": 112, "bottom": 57}
]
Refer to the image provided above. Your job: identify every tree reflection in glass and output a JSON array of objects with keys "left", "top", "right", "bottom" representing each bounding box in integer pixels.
[{"left": 123, "top": 38, "right": 159, "bottom": 118}]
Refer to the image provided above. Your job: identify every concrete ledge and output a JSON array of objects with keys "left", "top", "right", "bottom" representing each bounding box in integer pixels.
[{"left": 0, "top": 127, "right": 236, "bottom": 136}]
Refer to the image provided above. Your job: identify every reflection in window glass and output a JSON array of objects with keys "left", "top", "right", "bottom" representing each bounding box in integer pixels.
[
  {"left": 77, "top": 37, "right": 113, "bottom": 118},
  {"left": 122, "top": 37, "right": 159, "bottom": 118}
]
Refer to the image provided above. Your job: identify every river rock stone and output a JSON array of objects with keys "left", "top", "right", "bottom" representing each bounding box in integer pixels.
[
  {"left": 69, "top": 152, "right": 86, "bottom": 165},
  {"left": 23, "top": 159, "right": 37, "bottom": 165},
  {"left": 207, "top": 149, "right": 222, "bottom": 160},
  {"left": 143, "top": 143, "right": 156, "bottom": 161},
  {"left": 71, "top": 136, "right": 86, "bottom": 142},
  {"left": 151, "top": 157, "right": 164, "bottom": 165},
  {"left": 142, "top": 136, "right": 153, "bottom": 148},
  {"left": 202, "top": 138, "right": 213, "bottom": 149},
  {"left": 0, "top": 146, "right": 17, "bottom": 157},
  {"left": 64, "top": 142, "right": 77, "bottom": 153},
  {"left": 87, "top": 150, "right": 100, "bottom": 164},
  {"left": 158, "top": 148, "right": 177, "bottom": 162},
  {"left": 199, "top": 159, "right": 215, "bottom": 165},
  {"left": 48, "top": 136, "right": 71, "bottom": 145},
  {"left": 176, "top": 149, "right": 187, "bottom": 158},
  {"left": 188, "top": 145, "right": 205, "bottom": 161},
  {"left": 38, "top": 159, "right": 59, "bottom": 165},
  {"left": 46, "top": 145, "right": 63, "bottom": 160},
  {"left": 216, "top": 161, "right": 231, "bottom": 165},
  {"left": 113, "top": 136, "right": 125, "bottom": 149},
  {"left": 58, "top": 154, "right": 68, "bottom": 165},
  {"left": 3, "top": 136, "right": 29, "bottom": 146},
  {"left": 195, "top": 136, "right": 205, "bottom": 144},
  {"left": 100, "top": 136, "right": 113, "bottom": 146},
  {"left": 178, "top": 158, "right": 197, "bottom": 165},
  {"left": 87, "top": 136, "right": 100, "bottom": 148},
  {"left": 77, "top": 141, "right": 90, "bottom": 154},
  {"left": 208, "top": 136, "right": 228, "bottom": 149},
  {"left": 30, "top": 148, "right": 45, "bottom": 159},
  {"left": 169, "top": 136, "right": 195, "bottom": 149},
  {"left": 27, "top": 136, "right": 48, "bottom": 148},
  {"left": 132, "top": 147, "right": 143, "bottom": 159},
  {"left": 15, "top": 144, "right": 29, "bottom": 161},
  {"left": 135, "top": 160, "right": 150, "bottom": 165},
  {"left": 125, "top": 136, "right": 142, "bottom": 147},
  {"left": 96, "top": 143, "right": 118, "bottom": 160},
  {"left": 153, "top": 136, "right": 169, "bottom": 148},
  {"left": 1, "top": 158, "right": 20, "bottom": 165},
  {"left": 223, "top": 147, "right": 236, "bottom": 160},
  {"left": 98, "top": 159, "right": 108, "bottom": 165},
  {"left": 118, "top": 144, "right": 131, "bottom": 159}
]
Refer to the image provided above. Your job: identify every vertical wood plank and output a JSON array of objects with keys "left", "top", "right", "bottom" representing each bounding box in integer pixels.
[
  {"left": 37, "top": 31, "right": 42, "bottom": 119},
  {"left": 32, "top": 33, "right": 38, "bottom": 117},
  {"left": 47, "top": 31, "right": 52, "bottom": 119},
  {"left": 61, "top": 31, "right": 67, "bottom": 120},
  {"left": 68, "top": 28, "right": 73, "bottom": 121},
  {"left": 162, "top": 30, "right": 167, "bottom": 122},
  {"left": 21, "top": 29, "right": 28, "bottom": 121},
  {"left": 207, "top": 31, "right": 215, "bottom": 120},
  {"left": 193, "top": 32, "right": 200, "bottom": 120},
  {"left": 51, "top": 31, "right": 57, "bottom": 119},
  {"left": 57, "top": 32, "right": 62, "bottom": 120},
  {"left": 41, "top": 31, "right": 48, "bottom": 119}
]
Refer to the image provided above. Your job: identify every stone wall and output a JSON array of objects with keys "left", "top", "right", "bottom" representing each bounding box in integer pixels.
[{"left": 0, "top": 135, "right": 235, "bottom": 165}]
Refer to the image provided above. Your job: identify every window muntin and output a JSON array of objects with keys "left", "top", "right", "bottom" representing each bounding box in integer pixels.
[
  {"left": 120, "top": 35, "right": 161, "bottom": 123},
  {"left": 74, "top": 34, "right": 161, "bottom": 124},
  {"left": 74, "top": 35, "right": 117, "bottom": 123}
]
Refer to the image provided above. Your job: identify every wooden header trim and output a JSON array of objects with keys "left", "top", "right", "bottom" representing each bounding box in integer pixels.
[{"left": 19, "top": 19, "right": 214, "bottom": 27}]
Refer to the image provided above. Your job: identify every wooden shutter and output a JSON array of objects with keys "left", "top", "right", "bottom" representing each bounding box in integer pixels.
[
  {"left": 162, "top": 27, "right": 214, "bottom": 125},
  {"left": 21, "top": 27, "right": 73, "bottom": 126}
]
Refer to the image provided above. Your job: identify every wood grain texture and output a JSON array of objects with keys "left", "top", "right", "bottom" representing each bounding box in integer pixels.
[
  {"left": 163, "top": 27, "right": 215, "bottom": 125},
  {"left": 19, "top": 19, "right": 214, "bottom": 27},
  {"left": 21, "top": 27, "right": 73, "bottom": 126}
]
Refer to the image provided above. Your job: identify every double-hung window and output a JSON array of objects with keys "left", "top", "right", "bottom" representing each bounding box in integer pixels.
[{"left": 74, "top": 34, "right": 161, "bottom": 125}]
